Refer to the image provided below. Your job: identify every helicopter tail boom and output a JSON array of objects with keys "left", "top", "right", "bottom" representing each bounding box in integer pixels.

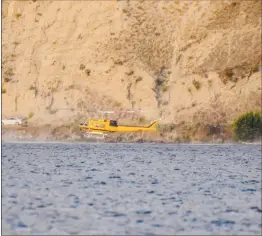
[{"left": 147, "top": 120, "right": 159, "bottom": 129}]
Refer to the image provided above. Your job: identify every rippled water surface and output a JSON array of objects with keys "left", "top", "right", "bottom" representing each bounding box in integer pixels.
[{"left": 2, "top": 142, "right": 261, "bottom": 235}]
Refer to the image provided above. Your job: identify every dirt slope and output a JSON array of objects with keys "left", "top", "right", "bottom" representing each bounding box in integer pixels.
[{"left": 2, "top": 0, "right": 261, "bottom": 128}]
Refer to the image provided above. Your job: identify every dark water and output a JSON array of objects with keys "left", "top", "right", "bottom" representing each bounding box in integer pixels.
[{"left": 2, "top": 142, "right": 261, "bottom": 235}]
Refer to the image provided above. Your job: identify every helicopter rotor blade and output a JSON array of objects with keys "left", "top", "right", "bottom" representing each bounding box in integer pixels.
[
  {"left": 55, "top": 108, "right": 143, "bottom": 113},
  {"left": 98, "top": 111, "right": 114, "bottom": 113}
]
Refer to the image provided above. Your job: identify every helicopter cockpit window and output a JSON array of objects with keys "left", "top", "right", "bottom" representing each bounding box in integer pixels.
[{"left": 110, "top": 120, "right": 118, "bottom": 127}]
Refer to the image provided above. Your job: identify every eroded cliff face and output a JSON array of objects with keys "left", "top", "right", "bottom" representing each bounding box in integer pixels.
[{"left": 2, "top": 0, "right": 261, "bottom": 126}]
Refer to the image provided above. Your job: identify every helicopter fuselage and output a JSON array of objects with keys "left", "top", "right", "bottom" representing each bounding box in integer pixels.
[{"left": 79, "top": 119, "right": 158, "bottom": 133}]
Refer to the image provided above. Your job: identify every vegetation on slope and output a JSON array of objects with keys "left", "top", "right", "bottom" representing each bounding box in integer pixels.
[{"left": 233, "top": 111, "right": 262, "bottom": 141}]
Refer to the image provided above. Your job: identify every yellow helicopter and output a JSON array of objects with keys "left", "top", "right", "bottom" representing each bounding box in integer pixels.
[{"left": 78, "top": 110, "right": 159, "bottom": 138}]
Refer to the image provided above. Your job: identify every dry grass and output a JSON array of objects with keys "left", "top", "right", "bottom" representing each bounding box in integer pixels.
[
  {"left": 4, "top": 78, "right": 11, "bottom": 83},
  {"left": 50, "top": 80, "right": 62, "bottom": 92},
  {"left": 138, "top": 116, "right": 148, "bottom": 124},
  {"left": 114, "top": 59, "right": 123, "bottom": 65},
  {"left": 29, "top": 85, "right": 35, "bottom": 90},
  {"left": 85, "top": 69, "right": 91, "bottom": 76},
  {"left": 49, "top": 109, "right": 58, "bottom": 115},
  {"left": 135, "top": 76, "right": 143, "bottom": 83},
  {"left": 220, "top": 68, "right": 239, "bottom": 84},
  {"left": 159, "top": 123, "right": 176, "bottom": 132},
  {"left": 79, "top": 64, "right": 85, "bottom": 70},
  {"left": 15, "top": 13, "right": 22, "bottom": 19},
  {"left": 125, "top": 70, "right": 134, "bottom": 76},
  {"left": 114, "top": 101, "right": 122, "bottom": 107},
  {"left": 225, "top": 68, "right": 234, "bottom": 78}
]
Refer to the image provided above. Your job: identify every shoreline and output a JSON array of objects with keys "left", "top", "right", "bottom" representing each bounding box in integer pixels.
[
  {"left": 2, "top": 140, "right": 260, "bottom": 145},
  {"left": 2, "top": 125, "right": 260, "bottom": 145}
]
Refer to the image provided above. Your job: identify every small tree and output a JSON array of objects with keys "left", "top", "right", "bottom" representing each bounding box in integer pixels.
[{"left": 233, "top": 111, "right": 262, "bottom": 141}]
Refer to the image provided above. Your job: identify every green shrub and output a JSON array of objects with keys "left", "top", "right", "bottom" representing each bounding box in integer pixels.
[
  {"left": 2, "top": 88, "right": 6, "bottom": 94},
  {"left": 162, "top": 86, "right": 168, "bottom": 92},
  {"left": 233, "top": 111, "right": 262, "bottom": 141},
  {"left": 28, "top": 112, "right": 34, "bottom": 119},
  {"left": 192, "top": 79, "right": 200, "bottom": 90}
]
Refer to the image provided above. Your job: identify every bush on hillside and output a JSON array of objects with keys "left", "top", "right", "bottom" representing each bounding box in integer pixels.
[
  {"left": 15, "top": 13, "right": 22, "bottom": 19},
  {"left": 233, "top": 111, "right": 262, "bottom": 141},
  {"left": 192, "top": 79, "right": 200, "bottom": 90},
  {"left": 28, "top": 112, "right": 34, "bottom": 119}
]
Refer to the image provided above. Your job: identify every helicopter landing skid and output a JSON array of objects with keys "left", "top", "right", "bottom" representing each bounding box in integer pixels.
[{"left": 82, "top": 131, "right": 108, "bottom": 139}]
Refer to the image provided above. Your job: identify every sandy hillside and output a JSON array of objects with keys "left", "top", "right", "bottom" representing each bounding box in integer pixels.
[{"left": 2, "top": 0, "right": 261, "bottom": 127}]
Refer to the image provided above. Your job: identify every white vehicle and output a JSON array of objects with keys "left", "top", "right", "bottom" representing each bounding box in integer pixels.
[{"left": 2, "top": 117, "right": 26, "bottom": 126}]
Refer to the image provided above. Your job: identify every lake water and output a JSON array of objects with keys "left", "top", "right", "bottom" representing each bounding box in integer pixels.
[{"left": 2, "top": 142, "right": 261, "bottom": 235}]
